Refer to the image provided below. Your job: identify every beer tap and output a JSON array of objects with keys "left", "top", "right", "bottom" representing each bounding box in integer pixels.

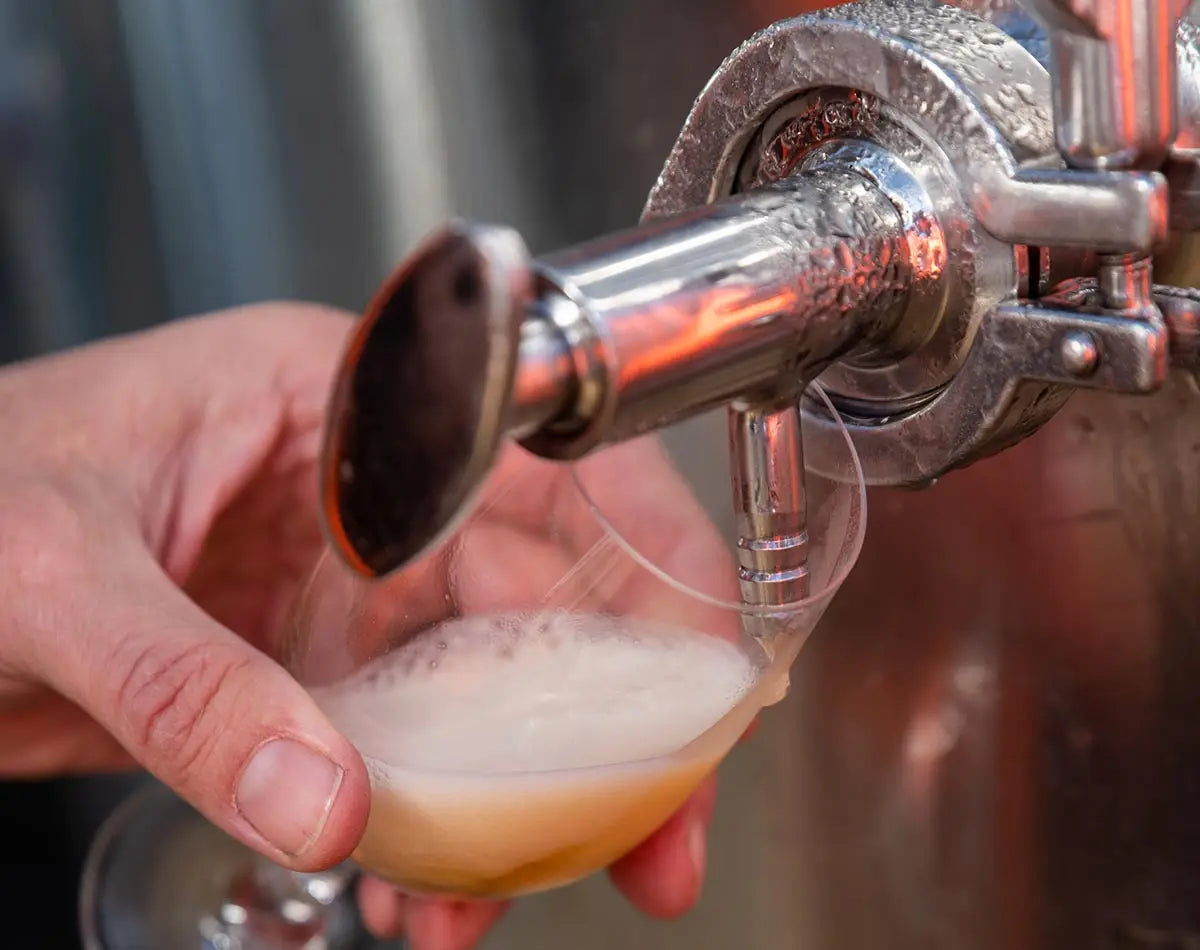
[{"left": 319, "top": 0, "right": 1200, "bottom": 603}]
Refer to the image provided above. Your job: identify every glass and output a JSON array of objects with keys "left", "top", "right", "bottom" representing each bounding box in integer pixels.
[
  {"left": 78, "top": 385, "right": 864, "bottom": 947},
  {"left": 80, "top": 779, "right": 393, "bottom": 950},
  {"left": 282, "top": 384, "right": 866, "bottom": 900}
]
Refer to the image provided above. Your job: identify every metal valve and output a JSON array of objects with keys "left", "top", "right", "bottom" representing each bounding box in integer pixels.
[{"left": 320, "top": 0, "right": 1200, "bottom": 586}]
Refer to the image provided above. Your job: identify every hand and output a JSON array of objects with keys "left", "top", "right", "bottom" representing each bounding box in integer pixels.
[
  {"left": 340, "top": 429, "right": 744, "bottom": 948},
  {"left": 0, "top": 303, "right": 738, "bottom": 949}
]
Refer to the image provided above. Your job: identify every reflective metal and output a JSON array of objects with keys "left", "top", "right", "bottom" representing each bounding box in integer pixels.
[
  {"left": 531, "top": 166, "right": 914, "bottom": 456},
  {"left": 1157, "top": 284, "right": 1200, "bottom": 369},
  {"left": 1022, "top": 0, "right": 1188, "bottom": 170},
  {"left": 322, "top": 222, "right": 537, "bottom": 577},
  {"left": 311, "top": 8, "right": 1200, "bottom": 949},
  {"left": 325, "top": 163, "right": 921, "bottom": 575},
  {"left": 730, "top": 399, "right": 811, "bottom": 606},
  {"left": 1041, "top": 279, "right": 1200, "bottom": 373},
  {"left": 4, "top": 1, "right": 1198, "bottom": 948}
]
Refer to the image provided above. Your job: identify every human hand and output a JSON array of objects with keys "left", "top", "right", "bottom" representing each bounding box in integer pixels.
[
  {"left": 334, "top": 432, "right": 744, "bottom": 947},
  {"left": 0, "top": 303, "right": 740, "bottom": 949}
]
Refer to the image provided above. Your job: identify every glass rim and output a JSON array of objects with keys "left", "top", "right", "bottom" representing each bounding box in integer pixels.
[
  {"left": 569, "top": 382, "right": 867, "bottom": 617},
  {"left": 78, "top": 780, "right": 163, "bottom": 950}
]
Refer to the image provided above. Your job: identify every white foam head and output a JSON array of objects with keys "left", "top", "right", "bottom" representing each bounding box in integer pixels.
[{"left": 314, "top": 611, "right": 758, "bottom": 774}]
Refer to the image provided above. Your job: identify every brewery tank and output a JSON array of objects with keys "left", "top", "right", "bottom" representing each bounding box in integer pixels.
[{"left": 3, "top": 2, "right": 1200, "bottom": 948}]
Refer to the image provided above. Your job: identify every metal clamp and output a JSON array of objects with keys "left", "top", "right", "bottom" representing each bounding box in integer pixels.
[
  {"left": 647, "top": 1, "right": 1194, "bottom": 486},
  {"left": 316, "top": 0, "right": 1200, "bottom": 577}
]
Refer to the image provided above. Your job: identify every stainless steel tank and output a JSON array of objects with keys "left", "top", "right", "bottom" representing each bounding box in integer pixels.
[{"left": 3, "top": 2, "right": 1199, "bottom": 949}]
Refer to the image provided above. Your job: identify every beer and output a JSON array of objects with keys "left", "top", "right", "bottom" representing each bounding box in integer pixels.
[{"left": 314, "top": 611, "right": 761, "bottom": 897}]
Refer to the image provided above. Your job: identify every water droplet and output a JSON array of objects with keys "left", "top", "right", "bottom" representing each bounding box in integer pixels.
[{"left": 1015, "top": 82, "right": 1038, "bottom": 106}]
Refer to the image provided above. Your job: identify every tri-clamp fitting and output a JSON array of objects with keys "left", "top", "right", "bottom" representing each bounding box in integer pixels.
[{"left": 320, "top": 0, "right": 1200, "bottom": 591}]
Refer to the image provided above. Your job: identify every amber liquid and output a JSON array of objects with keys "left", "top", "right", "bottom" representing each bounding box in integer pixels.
[
  {"left": 314, "top": 611, "right": 777, "bottom": 898},
  {"left": 352, "top": 702, "right": 756, "bottom": 897}
]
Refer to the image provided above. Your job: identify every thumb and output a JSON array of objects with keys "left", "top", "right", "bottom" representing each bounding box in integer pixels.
[{"left": 28, "top": 540, "right": 370, "bottom": 871}]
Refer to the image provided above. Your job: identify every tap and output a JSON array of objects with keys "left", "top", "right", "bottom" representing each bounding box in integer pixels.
[{"left": 320, "top": 0, "right": 1200, "bottom": 593}]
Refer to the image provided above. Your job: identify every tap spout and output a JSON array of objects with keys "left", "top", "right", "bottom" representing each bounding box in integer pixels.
[
  {"left": 523, "top": 164, "right": 916, "bottom": 460},
  {"left": 323, "top": 154, "right": 931, "bottom": 577}
]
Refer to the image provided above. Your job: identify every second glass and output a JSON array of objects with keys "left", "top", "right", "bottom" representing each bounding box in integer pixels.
[{"left": 283, "top": 386, "right": 866, "bottom": 900}]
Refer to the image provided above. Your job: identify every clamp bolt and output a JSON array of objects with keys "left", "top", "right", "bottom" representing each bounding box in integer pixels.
[{"left": 1060, "top": 331, "right": 1100, "bottom": 378}]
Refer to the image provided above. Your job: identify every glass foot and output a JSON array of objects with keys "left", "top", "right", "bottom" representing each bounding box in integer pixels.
[{"left": 80, "top": 780, "right": 400, "bottom": 950}]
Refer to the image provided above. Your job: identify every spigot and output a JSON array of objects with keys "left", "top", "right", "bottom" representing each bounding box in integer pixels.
[
  {"left": 320, "top": 0, "right": 1200, "bottom": 585},
  {"left": 324, "top": 151, "right": 934, "bottom": 578}
]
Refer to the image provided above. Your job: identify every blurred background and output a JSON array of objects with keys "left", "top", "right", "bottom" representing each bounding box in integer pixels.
[
  {"left": 0, "top": 0, "right": 803, "bottom": 946},
  {"left": 21, "top": 5, "right": 1196, "bottom": 950}
]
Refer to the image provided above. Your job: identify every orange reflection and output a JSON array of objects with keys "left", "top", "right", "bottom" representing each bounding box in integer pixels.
[
  {"left": 744, "top": 0, "right": 833, "bottom": 23},
  {"left": 618, "top": 287, "right": 798, "bottom": 388}
]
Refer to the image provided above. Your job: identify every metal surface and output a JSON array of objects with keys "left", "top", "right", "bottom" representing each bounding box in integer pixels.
[
  {"left": 339, "top": 1, "right": 1200, "bottom": 574},
  {"left": 1163, "top": 18, "right": 1200, "bottom": 285},
  {"left": 325, "top": 161, "right": 922, "bottom": 576},
  {"left": 1038, "top": 278, "right": 1200, "bottom": 373},
  {"left": 1059, "top": 330, "right": 1100, "bottom": 377},
  {"left": 643, "top": 1, "right": 1176, "bottom": 489},
  {"left": 304, "top": 4, "right": 1200, "bottom": 949},
  {"left": 1, "top": 0, "right": 1196, "bottom": 948},
  {"left": 1022, "top": 0, "right": 1187, "bottom": 170},
  {"left": 972, "top": 167, "right": 1167, "bottom": 254},
  {"left": 530, "top": 165, "right": 914, "bottom": 456},
  {"left": 796, "top": 137, "right": 960, "bottom": 404},
  {"left": 729, "top": 400, "right": 811, "bottom": 606},
  {"left": 740, "top": 369, "right": 1200, "bottom": 950},
  {"left": 322, "top": 223, "right": 536, "bottom": 578},
  {"left": 1157, "top": 284, "right": 1200, "bottom": 368}
]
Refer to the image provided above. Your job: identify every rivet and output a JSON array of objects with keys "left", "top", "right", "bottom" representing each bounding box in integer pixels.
[{"left": 1060, "top": 331, "right": 1099, "bottom": 378}]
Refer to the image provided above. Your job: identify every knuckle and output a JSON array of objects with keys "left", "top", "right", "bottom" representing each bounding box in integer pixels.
[{"left": 113, "top": 638, "right": 253, "bottom": 780}]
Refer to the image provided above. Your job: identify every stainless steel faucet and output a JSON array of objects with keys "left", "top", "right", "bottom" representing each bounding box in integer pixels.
[{"left": 320, "top": 0, "right": 1200, "bottom": 595}]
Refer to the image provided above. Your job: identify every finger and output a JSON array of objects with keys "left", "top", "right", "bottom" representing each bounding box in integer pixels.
[
  {"left": 568, "top": 441, "right": 741, "bottom": 637},
  {"left": 475, "top": 441, "right": 742, "bottom": 639},
  {"left": 344, "top": 437, "right": 739, "bottom": 641},
  {"left": 404, "top": 897, "right": 511, "bottom": 950},
  {"left": 609, "top": 773, "right": 718, "bottom": 919},
  {"left": 568, "top": 438, "right": 740, "bottom": 597},
  {"left": 0, "top": 694, "right": 136, "bottom": 776},
  {"left": 292, "top": 521, "right": 577, "bottom": 678},
  {"left": 357, "top": 876, "right": 409, "bottom": 938},
  {"left": 486, "top": 440, "right": 736, "bottom": 595},
  {"left": 14, "top": 526, "right": 370, "bottom": 872}
]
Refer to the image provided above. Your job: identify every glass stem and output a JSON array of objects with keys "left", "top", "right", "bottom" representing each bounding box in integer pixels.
[{"left": 199, "top": 860, "right": 365, "bottom": 950}]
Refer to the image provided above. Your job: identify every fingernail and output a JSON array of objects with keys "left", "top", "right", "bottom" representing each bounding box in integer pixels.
[
  {"left": 687, "top": 818, "right": 707, "bottom": 885},
  {"left": 236, "top": 737, "right": 344, "bottom": 857}
]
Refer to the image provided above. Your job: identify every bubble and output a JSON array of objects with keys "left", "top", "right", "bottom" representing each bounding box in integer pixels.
[{"left": 313, "top": 611, "right": 757, "bottom": 774}]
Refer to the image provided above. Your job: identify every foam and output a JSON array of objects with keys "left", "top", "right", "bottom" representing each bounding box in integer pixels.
[{"left": 314, "top": 611, "right": 758, "bottom": 775}]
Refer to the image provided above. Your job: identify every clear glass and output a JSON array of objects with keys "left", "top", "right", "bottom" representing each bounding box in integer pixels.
[
  {"left": 79, "top": 779, "right": 392, "bottom": 950},
  {"left": 282, "top": 385, "right": 866, "bottom": 900},
  {"left": 77, "top": 386, "right": 864, "bottom": 947}
]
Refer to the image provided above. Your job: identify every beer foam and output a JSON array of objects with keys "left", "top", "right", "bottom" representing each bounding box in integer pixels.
[{"left": 314, "top": 611, "right": 757, "bottom": 774}]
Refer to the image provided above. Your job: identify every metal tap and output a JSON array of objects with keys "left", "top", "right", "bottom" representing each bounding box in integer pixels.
[
  {"left": 320, "top": 0, "right": 1200, "bottom": 594},
  {"left": 323, "top": 157, "right": 923, "bottom": 585}
]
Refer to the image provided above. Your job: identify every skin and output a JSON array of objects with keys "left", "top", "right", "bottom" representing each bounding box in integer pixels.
[{"left": 0, "top": 303, "right": 741, "bottom": 950}]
